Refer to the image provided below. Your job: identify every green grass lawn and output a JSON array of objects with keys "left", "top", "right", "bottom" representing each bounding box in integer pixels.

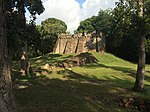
[{"left": 13, "top": 52, "right": 150, "bottom": 112}]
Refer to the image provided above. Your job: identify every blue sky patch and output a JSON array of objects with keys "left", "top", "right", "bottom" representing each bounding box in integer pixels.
[{"left": 76, "top": 0, "right": 85, "bottom": 7}]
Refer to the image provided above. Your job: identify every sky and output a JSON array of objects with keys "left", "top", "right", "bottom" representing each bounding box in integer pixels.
[
  {"left": 26, "top": 0, "right": 118, "bottom": 33},
  {"left": 76, "top": 0, "right": 85, "bottom": 7}
]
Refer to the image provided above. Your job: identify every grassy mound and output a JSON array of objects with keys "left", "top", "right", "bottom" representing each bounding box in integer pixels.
[{"left": 13, "top": 52, "right": 150, "bottom": 112}]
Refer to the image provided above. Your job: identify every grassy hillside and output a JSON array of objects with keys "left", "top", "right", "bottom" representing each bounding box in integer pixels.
[{"left": 13, "top": 52, "right": 150, "bottom": 112}]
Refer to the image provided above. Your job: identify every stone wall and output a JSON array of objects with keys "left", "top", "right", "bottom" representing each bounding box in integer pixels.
[{"left": 53, "top": 32, "right": 105, "bottom": 54}]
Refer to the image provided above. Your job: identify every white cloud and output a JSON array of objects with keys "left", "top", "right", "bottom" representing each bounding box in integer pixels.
[{"left": 26, "top": 0, "right": 118, "bottom": 33}]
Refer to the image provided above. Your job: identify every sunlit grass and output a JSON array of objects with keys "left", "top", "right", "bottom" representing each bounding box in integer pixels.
[{"left": 13, "top": 52, "right": 150, "bottom": 112}]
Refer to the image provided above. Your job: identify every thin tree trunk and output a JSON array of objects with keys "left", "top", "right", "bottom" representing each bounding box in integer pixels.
[
  {"left": 132, "top": 0, "right": 145, "bottom": 92},
  {"left": 96, "top": 36, "right": 99, "bottom": 52},
  {"left": 0, "top": 0, "right": 16, "bottom": 111}
]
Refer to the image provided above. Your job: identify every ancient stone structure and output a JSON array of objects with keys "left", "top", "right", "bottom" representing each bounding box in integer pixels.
[{"left": 53, "top": 32, "right": 105, "bottom": 54}]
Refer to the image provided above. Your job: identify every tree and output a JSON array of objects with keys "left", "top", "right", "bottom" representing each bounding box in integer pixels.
[
  {"left": 77, "top": 9, "right": 112, "bottom": 52},
  {"left": 11, "top": 0, "right": 44, "bottom": 75},
  {"left": 27, "top": 23, "right": 42, "bottom": 57},
  {"left": 39, "top": 18, "right": 67, "bottom": 54},
  {"left": 0, "top": 0, "right": 16, "bottom": 111},
  {"left": 77, "top": 9, "right": 112, "bottom": 34},
  {"left": 77, "top": 16, "right": 96, "bottom": 33},
  {"left": 41, "top": 18, "right": 67, "bottom": 34},
  {"left": 94, "top": 9, "right": 113, "bottom": 52},
  {"left": 132, "top": 0, "right": 146, "bottom": 91},
  {"left": 145, "top": 0, "right": 150, "bottom": 63},
  {"left": 93, "top": 9, "right": 112, "bottom": 33},
  {"left": 106, "top": 0, "right": 140, "bottom": 61}
]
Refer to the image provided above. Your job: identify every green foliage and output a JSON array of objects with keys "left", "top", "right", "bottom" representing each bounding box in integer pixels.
[
  {"left": 6, "top": 0, "right": 45, "bottom": 60},
  {"left": 77, "top": 9, "right": 112, "bottom": 34},
  {"left": 106, "top": 0, "right": 150, "bottom": 63},
  {"left": 93, "top": 9, "right": 112, "bottom": 34},
  {"left": 76, "top": 0, "right": 150, "bottom": 63},
  {"left": 41, "top": 18, "right": 67, "bottom": 35},
  {"left": 25, "top": 0, "right": 45, "bottom": 15},
  {"left": 146, "top": 39, "right": 150, "bottom": 53},
  {"left": 13, "top": 0, "right": 45, "bottom": 20},
  {"left": 77, "top": 16, "right": 96, "bottom": 33},
  {"left": 38, "top": 18, "right": 67, "bottom": 54},
  {"left": 6, "top": 11, "right": 26, "bottom": 59},
  {"left": 26, "top": 23, "right": 42, "bottom": 57},
  {"left": 146, "top": 38, "right": 150, "bottom": 63}
]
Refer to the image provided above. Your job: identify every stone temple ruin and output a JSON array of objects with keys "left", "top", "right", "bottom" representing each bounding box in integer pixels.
[{"left": 53, "top": 32, "right": 105, "bottom": 54}]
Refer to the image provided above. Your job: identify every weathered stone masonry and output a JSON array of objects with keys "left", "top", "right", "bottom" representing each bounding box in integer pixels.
[{"left": 53, "top": 32, "right": 105, "bottom": 54}]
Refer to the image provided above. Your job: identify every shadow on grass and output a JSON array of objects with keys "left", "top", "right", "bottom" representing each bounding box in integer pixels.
[
  {"left": 57, "top": 69, "right": 131, "bottom": 86},
  {"left": 32, "top": 54, "right": 62, "bottom": 61},
  {"left": 83, "top": 63, "right": 150, "bottom": 83},
  {"left": 12, "top": 69, "right": 50, "bottom": 84},
  {"left": 12, "top": 52, "right": 150, "bottom": 112},
  {"left": 30, "top": 54, "right": 74, "bottom": 67},
  {"left": 13, "top": 69, "right": 141, "bottom": 112},
  {"left": 84, "top": 63, "right": 136, "bottom": 78},
  {"left": 145, "top": 75, "right": 150, "bottom": 82}
]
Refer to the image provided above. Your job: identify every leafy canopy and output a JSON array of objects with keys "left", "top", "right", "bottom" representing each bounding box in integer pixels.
[{"left": 41, "top": 18, "right": 67, "bottom": 37}]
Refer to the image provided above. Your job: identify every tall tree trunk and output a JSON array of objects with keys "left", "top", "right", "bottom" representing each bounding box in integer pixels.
[
  {"left": 132, "top": 0, "right": 145, "bottom": 92},
  {"left": 18, "top": 0, "right": 29, "bottom": 76},
  {"left": 0, "top": 0, "right": 16, "bottom": 111},
  {"left": 5, "top": 0, "right": 14, "bottom": 77}
]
